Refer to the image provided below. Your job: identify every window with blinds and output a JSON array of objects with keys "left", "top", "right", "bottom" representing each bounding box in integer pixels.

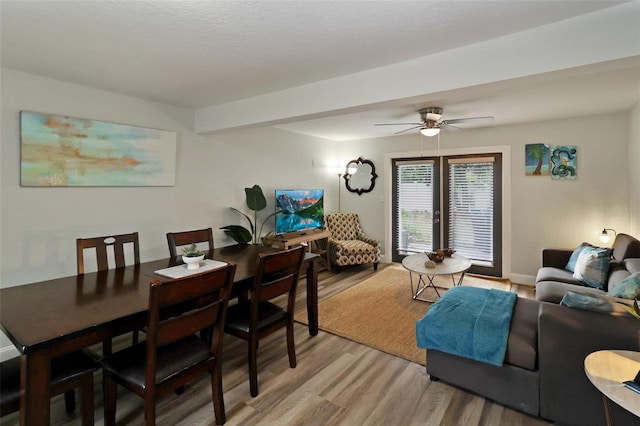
[
  {"left": 446, "top": 157, "right": 495, "bottom": 266},
  {"left": 393, "top": 159, "right": 436, "bottom": 257}
]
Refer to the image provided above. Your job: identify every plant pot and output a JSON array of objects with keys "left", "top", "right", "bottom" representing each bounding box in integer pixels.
[{"left": 182, "top": 254, "right": 205, "bottom": 270}]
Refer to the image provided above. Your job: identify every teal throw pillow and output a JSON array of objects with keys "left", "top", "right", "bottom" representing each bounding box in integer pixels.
[
  {"left": 565, "top": 242, "right": 591, "bottom": 272},
  {"left": 560, "top": 291, "right": 632, "bottom": 316},
  {"left": 572, "top": 246, "right": 612, "bottom": 289},
  {"left": 607, "top": 272, "right": 640, "bottom": 299}
]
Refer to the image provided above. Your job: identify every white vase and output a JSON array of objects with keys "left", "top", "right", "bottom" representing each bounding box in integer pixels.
[{"left": 182, "top": 254, "right": 204, "bottom": 270}]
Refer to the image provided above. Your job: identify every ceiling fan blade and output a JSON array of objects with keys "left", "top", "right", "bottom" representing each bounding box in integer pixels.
[
  {"left": 440, "top": 123, "right": 462, "bottom": 132},
  {"left": 374, "top": 122, "right": 422, "bottom": 126},
  {"left": 441, "top": 116, "right": 494, "bottom": 125},
  {"left": 394, "top": 125, "right": 423, "bottom": 134}
]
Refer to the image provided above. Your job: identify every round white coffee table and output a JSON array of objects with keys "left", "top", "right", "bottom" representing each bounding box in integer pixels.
[
  {"left": 584, "top": 350, "right": 640, "bottom": 425},
  {"left": 401, "top": 253, "right": 471, "bottom": 302}
]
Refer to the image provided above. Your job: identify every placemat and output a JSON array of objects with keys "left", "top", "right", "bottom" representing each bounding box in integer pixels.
[{"left": 154, "top": 259, "right": 228, "bottom": 279}]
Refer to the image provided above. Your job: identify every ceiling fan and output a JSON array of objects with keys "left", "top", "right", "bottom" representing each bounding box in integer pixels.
[{"left": 375, "top": 107, "right": 494, "bottom": 137}]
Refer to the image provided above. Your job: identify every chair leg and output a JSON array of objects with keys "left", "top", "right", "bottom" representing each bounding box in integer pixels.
[
  {"left": 79, "top": 374, "right": 95, "bottom": 426},
  {"left": 211, "top": 366, "right": 226, "bottom": 425},
  {"left": 64, "top": 390, "right": 76, "bottom": 413},
  {"left": 374, "top": 262, "right": 379, "bottom": 271},
  {"left": 144, "top": 393, "right": 156, "bottom": 426},
  {"left": 103, "top": 373, "right": 118, "bottom": 426},
  {"left": 248, "top": 337, "right": 259, "bottom": 397},
  {"left": 287, "top": 321, "right": 297, "bottom": 368}
]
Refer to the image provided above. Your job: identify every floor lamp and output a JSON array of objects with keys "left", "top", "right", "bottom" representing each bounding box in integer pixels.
[{"left": 337, "top": 172, "right": 342, "bottom": 212}]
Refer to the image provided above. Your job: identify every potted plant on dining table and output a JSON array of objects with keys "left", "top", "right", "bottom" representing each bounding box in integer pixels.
[{"left": 181, "top": 243, "right": 205, "bottom": 270}]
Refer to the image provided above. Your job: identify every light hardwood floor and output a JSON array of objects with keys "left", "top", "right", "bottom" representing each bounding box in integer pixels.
[{"left": 0, "top": 263, "right": 550, "bottom": 426}]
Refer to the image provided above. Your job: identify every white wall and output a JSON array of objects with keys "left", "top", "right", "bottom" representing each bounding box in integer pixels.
[
  {"left": 338, "top": 112, "right": 631, "bottom": 283},
  {"left": 628, "top": 102, "right": 640, "bottom": 236},
  {"left": 0, "top": 68, "right": 634, "bottom": 357},
  {"left": 0, "top": 69, "right": 338, "bottom": 355}
]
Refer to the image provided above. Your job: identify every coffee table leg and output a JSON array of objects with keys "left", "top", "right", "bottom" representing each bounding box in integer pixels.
[
  {"left": 411, "top": 273, "right": 441, "bottom": 303},
  {"left": 453, "top": 272, "right": 466, "bottom": 286}
]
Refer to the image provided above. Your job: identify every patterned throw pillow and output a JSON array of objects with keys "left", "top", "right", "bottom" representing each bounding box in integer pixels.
[
  {"left": 607, "top": 272, "right": 640, "bottom": 299},
  {"left": 565, "top": 242, "right": 591, "bottom": 272},
  {"left": 572, "top": 246, "right": 612, "bottom": 289}
]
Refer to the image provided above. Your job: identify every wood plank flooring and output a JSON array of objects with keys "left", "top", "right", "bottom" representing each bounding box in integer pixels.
[{"left": 0, "top": 263, "right": 550, "bottom": 426}]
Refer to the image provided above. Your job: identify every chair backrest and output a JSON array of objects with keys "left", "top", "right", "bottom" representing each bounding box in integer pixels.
[
  {"left": 324, "top": 213, "right": 362, "bottom": 240},
  {"left": 76, "top": 232, "right": 140, "bottom": 274},
  {"left": 252, "top": 246, "right": 306, "bottom": 309},
  {"left": 166, "top": 228, "right": 214, "bottom": 258},
  {"left": 145, "top": 262, "right": 237, "bottom": 381}
]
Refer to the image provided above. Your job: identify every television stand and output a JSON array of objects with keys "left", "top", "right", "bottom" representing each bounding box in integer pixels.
[{"left": 263, "top": 229, "right": 332, "bottom": 271}]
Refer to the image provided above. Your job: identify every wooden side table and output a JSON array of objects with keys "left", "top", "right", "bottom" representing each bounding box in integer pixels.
[
  {"left": 584, "top": 350, "right": 640, "bottom": 425},
  {"left": 263, "top": 229, "right": 332, "bottom": 271}
]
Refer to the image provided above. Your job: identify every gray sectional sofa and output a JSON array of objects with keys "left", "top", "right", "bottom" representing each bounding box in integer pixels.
[{"left": 425, "top": 233, "right": 640, "bottom": 425}]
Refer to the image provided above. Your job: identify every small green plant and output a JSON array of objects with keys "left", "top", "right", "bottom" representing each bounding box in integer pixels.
[
  {"left": 220, "top": 184, "right": 277, "bottom": 244},
  {"left": 181, "top": 243, "right": 204, "bottom": 257}
]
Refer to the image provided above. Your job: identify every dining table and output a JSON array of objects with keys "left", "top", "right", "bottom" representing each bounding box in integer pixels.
[{"left": 0, "top": 244, "right": 320, "bottom": 425}]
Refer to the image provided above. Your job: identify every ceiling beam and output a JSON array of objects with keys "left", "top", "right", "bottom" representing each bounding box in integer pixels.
[{"left": 194, "top": 3, "right": 640, "bottom": 135}]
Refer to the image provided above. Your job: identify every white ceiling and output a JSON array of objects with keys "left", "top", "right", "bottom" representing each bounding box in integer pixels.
[{"left": 1, "top": 0, "right": 639, "bottom": 141}]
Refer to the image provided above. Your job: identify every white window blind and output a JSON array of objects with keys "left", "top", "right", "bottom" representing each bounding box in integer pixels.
[
  {"left": 395, "top": 160, "right": 435, "bottom": 254},
  {"left": 447, "top": 157, "right": 494, "bottom": 265}
]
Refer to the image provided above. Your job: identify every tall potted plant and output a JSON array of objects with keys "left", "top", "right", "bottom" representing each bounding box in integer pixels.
[{"left": 220, "top": 184, "right": 276, "bottom": 244}]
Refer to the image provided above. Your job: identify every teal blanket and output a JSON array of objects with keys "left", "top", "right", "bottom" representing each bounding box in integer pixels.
[{"left": 416, "top": 286, "right": 517, "bottom": 366}]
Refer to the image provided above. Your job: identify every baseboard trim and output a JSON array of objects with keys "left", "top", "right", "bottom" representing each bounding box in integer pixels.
[{"left": 510, "top": 273, "right": 536, "bottom": 286}]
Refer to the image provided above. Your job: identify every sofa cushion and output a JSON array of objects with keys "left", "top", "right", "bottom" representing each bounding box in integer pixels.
[
  {"left": 607, "top": 272, "right": 640, "bottom": 299},
  {"left": 504, "top": 297, "right": 539, "bottom": 371},
  {"left": 626, "top": 258, "right": 640, "bottom": 274},
  {"left": 612, "top": 233, "right": 640, "bottom": 261},
  {"left": 572, "top": 246, "right": 611, "bottom": 289},
  {"left": 536, "top": 266, "right": 583, "bottom": 286},
  {"left": 535, "top": 280, "right": 605, "bottom": 304},
  {"left": 607, "top": 261, "right": 631, "bottom": 291}
]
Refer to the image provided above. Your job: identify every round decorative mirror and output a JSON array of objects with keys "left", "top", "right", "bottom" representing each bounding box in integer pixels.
[{"left": 343, "top": 157, "right": 378, "bottom": 195}]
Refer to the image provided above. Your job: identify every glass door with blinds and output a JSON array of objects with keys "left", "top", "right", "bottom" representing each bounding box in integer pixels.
[
  {"left": 392, "top": 153, "right": 502, "bottom": 277},
  {"left": 392, "top": 158, "right": 440, "bottom": 262}
]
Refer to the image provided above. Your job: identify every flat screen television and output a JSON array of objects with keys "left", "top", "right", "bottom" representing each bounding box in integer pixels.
[{"left": 275, "top": 189, "right": 324, "bottom": 235}]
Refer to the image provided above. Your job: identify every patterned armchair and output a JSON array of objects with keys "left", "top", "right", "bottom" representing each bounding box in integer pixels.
[{"left": 324, "top": 213, "right": 380, "bottom": 272}]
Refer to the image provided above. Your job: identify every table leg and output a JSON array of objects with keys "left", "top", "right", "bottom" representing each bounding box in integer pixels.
[
  {"left": 21, "top": 350, "right": 52, "bottom": 425},
  {"left": 453, "top": 272, "right": 466, "bottom": 286},
  {"left": 602, "top": 394, "right": 614, "bottom": 426},
  {"left": 410, "top": 272, "right": 442, "bottom": 303},
  {"left": 306, "top": 257, "right": 319, "bottom": 336}
]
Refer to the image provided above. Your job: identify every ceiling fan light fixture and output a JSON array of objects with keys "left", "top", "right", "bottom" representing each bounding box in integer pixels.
[
  {"left": 420, "top": 120, "right": 440, "bottom": 137},
  {"left": 420, "top": 127, "right": 440, "bottom": 137}
]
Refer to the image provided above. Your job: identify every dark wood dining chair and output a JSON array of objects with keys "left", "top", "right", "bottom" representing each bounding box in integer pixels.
[
  {"left": 76, "top": 232, "right": 142, "bottom": 346},
  {"left": 99, "top": 262, "right": 237, "bottom": 426},
  {"left": 224, "top": 245, "right": 306, "bottom": 397},
  {"left": 0, "top": 350, "right": 97, "bottom": 425},
  {"left": 76, "top": 232, "right": 140, "bottom": 274},
  {"left": 166, "top": 227, "right": 214, "bottom": 258}
]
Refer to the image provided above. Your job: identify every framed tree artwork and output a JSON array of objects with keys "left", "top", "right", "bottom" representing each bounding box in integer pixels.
[{"left": 525, "top": 143, "right": 549, "bottom": 176}]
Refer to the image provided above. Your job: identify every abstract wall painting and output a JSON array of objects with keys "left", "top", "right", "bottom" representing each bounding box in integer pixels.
[
  {"left": 550, "top": 145, "right": 577, "bottom": 180},
  {"left": 20, "top": 111, "right": 177, "bottom": 187},
  {"left": 525, "top": 143, "right": 549, "bottom": 176}
]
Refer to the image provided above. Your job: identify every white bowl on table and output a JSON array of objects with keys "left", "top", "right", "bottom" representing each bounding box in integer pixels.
[{"left": 182, "top": 254, "right": 205, "bottom": 270}]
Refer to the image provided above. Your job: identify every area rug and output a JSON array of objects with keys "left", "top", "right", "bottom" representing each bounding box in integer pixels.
[{"left": 294, "top": 265, "right": 511, "bottom": 365}]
